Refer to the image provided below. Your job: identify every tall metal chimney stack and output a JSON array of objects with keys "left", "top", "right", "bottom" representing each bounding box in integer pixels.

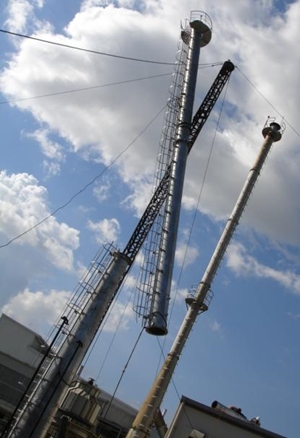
[{"left": 146, "top": 11, "right": 212, "bottom": 336}]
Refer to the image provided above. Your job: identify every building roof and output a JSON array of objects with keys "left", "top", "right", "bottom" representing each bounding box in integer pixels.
[
  {"left": 0, "top": 313, "right": 45, "bottom": 339},
  {"left": 180, "top": 396, "right": 286, "bottom": 438},
  {"left": 0, "top": 313, "right": 51, "bottom": 364}
]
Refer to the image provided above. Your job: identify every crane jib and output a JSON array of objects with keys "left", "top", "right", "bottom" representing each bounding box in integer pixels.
[{"left": 123, "top": 60, "right": 235, "bottom": 261}]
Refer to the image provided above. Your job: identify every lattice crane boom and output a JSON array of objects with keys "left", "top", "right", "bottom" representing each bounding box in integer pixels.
[{"left": 124, "top": 60, "right": 234, "bottom": 261}]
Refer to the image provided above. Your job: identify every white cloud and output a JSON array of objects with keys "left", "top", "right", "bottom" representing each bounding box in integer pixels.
[
  {"left": 226, "top": 242, "right": 300, "bottom": 295},
  {"left": 175, "top": 242, "right": 199, "bottom": 268},
  {"left": 4, "top": 0, "right": 45, "bottom": 35},
  {"left": 1, "top": 3, "right": 172, "bottom": 173},
  {"left": 103, "top": 300, "right": 134, "bottom": 332},
  {"left": 42, "top": 160, "right": 61, "bottom": 177},
  {"left": 27, "top": 128, "right": 66, "bottom": 177},
  {"left": 206, "top": 318, "right": 224, "bottom": 339},
  {"left": 0, "top": 171, "right": 79, "bottom": 270},
  {"left": 87, "top": 218, "right": 121, "bottom": 244},
  {"left": 1, "top": 288, "right": 71, "bottom": 334},
  {"left": 93, "top": 181, "right": 111, "bottom": 202},
  {"left": 1, "top": 2, "right": 300, "bottom": 333},
  {"left": 122, "top": 179, "right": 154, "bottom": 218},
  {"left": 211, "top": 320, "right": 221, "bottom": 333},
  {"left": 173, "top": 286, "right": 189, "bottom": 303},
  {"left": 1, "top": 1, "right": 299, "bottom": 249},
  {"left": 4, "top": 0, "right": 33, "bottom": 32},
  {"left": 81, "top": 0, "right": 113, "bottom": 9},
  {"left": 287, "top": 312, "right": 300, "bottom": 320},
  {"left": 27, "top": 129, "right": 65, "bottom": 161},
  {"left": 123, "top": 273, "right": 138, "bottom": 290}
]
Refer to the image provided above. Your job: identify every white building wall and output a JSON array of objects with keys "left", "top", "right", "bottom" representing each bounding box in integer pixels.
[
  {"left": 0, "top": 314, "right": 46, "bottom": 367},
  {"left": 0, "top": 313, "right": 49, "bottom": 422}
]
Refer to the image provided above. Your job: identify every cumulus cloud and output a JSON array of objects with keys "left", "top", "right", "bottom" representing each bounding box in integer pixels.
[
  {"left": 4, "top": 0, "right": 34, "bottom": 32},
  {"left": 1, "top": 0, "right": 299, "bottom": 250},
  {"left": 206, "top": 318, "right": 224, "bottom": 339},
  {"left": 169, "top": 280, "right": 188, "bottom": 302},
  {"left": 210, "top": 320, "right": 221, "bottom": 333},
  {"left": 27, "top": 129, "right": 65, "bottom": 161},
  {"left": 42, "top": 160, "right": 62, "bottom": 177},
  {"left": 1, "top": 3, "right": 171, "bottom": 173},
  {"left": 287, "top": 312, "right": 300, "bottom": 320},
  {"left": 87, "top": 218, "right": 121, "bottom": 244},
  {"left": 122, "top": 179, "right": 154, "bottom": 217},
  {"left": 4, "top": 0, "right": 45, "bottom": 37},
  {"left": 103, "top": 300, "right": 134, "bottom": 332},
  {"left": 123, "top": 273, "right": 138, "bottom": 290},
  {"left": 226, "top": 242, "right": 300, "bottom": 295},
  {"left": 175, "top": 242, "right": 199, "bottom": 268},
  {"left": 27, "top": 128, "right": 66, "bottom": 177},
  {"left": 1, "top": 288, "right": 71, "bottom": 334},
  {"left": 211, "top": 320, "right": 221, "bottom": 332},
  {"left": 1, "top": 0, "right": 300, "bottom": 334},
  {"left": 93, "top": 181, "right": 111, "bottom": 202},
  {"left": 0, "top": 171, "right": 79, "bottom": 270}
]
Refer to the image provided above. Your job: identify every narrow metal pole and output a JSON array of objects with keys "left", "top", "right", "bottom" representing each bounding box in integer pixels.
[{"left": 126, "top": 120, "right": 283, "bottom": 438}]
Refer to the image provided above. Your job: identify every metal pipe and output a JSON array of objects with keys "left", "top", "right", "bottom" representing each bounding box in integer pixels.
[
  {"left": 126, "top": 119, "right": 284, "bottom": 438},
  {"left": 146, "top": 11, "right": 212, "bottom": 336}
]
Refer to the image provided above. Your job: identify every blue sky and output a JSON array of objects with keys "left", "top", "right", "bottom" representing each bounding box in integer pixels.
[{"left": 1, "top": 1, "right": 300, "bottom": 437}]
